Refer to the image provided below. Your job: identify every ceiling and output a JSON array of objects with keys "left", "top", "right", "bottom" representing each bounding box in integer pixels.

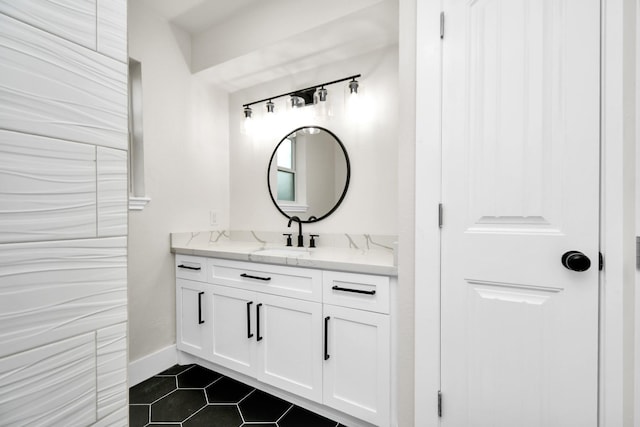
[
  {"left": 132, "top": 0, "right": 263, "bottom": 35},
  {"left": 131, "top": 0, "right": 398, "bottom": 91}
]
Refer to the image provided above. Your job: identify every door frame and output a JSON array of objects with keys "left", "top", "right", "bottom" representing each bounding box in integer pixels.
[{"left": 412, "top": 0, "right": 637, "bottom": 425}]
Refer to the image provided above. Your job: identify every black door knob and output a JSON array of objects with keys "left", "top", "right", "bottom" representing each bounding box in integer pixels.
[{"left": 561, "top": 251, "right": 591, "bottom": 272}]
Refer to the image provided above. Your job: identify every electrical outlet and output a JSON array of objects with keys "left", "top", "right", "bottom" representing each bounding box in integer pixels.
[{"left": 209, "top": 210, "right": 219, "bottom": 227}]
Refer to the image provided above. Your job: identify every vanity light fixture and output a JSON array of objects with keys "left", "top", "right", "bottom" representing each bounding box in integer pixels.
[
  {"left": 317, "top": 87, "right": 328, "bottom": 102},
  {"left": 315, "top": 86, "right": 329, "bottom": 119},
  {"left": 241, "top": 73, "right": 361, "bottom": 118},
  {"left": 242, "top": 106, "right": 253, "bottom": 134},
  {"left": 290, "top": 95, "right": 305, "bottom": 109},
  {"left": 348, "top": 78, "right": 359, "bottom": 94},
  {"left": 266, "top": 100, "right": 275, "bottom": 113}
]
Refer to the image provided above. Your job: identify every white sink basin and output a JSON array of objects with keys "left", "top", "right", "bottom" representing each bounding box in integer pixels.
[{"left": 253, "top": 248, "right": 311, "bottom": 257}]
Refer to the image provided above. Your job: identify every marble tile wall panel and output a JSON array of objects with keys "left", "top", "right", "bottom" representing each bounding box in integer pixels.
[
  {"left": 97, "top": 147, "right": 128, "bottom": 237},
  {"left": 0, "top": 130, "right": 97, "bottom": 243},
  {"left": 0, "top": 5, "right": 129, "bottom": 426},
  {"left": 92, "top": 406, "right": 127, "bottom": 427},
  {"left": 97, "top": 0, "right": 127, "bottom": 63},
  {"left": 97, "top": 322, "right": 127, "bottom": 420},
  {"left": 0, "top": 13, "right": 128, "bottom": 150},
  {"left": 0, "top": 0, "right": 97, "bottom": 50},
  {"left": 0, "top": 237, "right": 127, "bottom": 357},
  {"left": 0, "top": 333, "right": 97, "bottom": 426}
]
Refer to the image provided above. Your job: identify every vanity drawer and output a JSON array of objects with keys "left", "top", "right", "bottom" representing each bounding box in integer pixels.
[
  {"left": 176, "top": 255, "right": 208, "bottom": 282},
  {"left": 208, "top": 258, "right": 322, "bottom": 302},
  {"left": 323, "top": 271, "right": 390, "bottom": 314}
]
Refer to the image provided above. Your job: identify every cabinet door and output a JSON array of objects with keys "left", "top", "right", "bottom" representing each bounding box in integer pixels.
[
  {"left": 323, "top": 304, "right": 390, "bottom": 427},
  {"left": 176, "top": 279, "right": 211, "bottom": 358},
  {"left": 255, "top": 293, "right": 323, "bottom": 403},
  {"left": 210, "top": 285, "right": 257, "bottom": 377}
]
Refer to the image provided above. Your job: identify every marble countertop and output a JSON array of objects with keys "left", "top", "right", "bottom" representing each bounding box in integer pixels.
[{"left": 170, "top": 230, "right": 398, "bottom": 276}]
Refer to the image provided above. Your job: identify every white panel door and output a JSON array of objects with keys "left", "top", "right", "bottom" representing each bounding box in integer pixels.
[
  {"left": 322, "top": 304, "right": 390, "bottom": 427},
  {"left": 441, "top": 0, "right": 600, "bottom": 426},
  {"left": 210, "top": 284, "right": 257, "bottom": 377},
  {"left": 256, "top": 293, "right": 323, "bottom": 403}
]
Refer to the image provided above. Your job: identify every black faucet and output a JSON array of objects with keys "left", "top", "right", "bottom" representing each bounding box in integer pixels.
[{"left": 287, "top": 216, "right": 304, "bottom": 247}]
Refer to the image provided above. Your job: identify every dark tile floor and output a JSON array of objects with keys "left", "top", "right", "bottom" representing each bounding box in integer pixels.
[{"left": 130, "top": 364, "right": 348, "bottom": 427}]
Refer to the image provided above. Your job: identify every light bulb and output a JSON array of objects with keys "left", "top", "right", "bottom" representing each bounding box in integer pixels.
[
  {"left": 241, "top": 106, "right": 254, "bottom": 135},
  {"left": 314, "top": 87, "right": 331, "bottom": 120},
  {"left": 266, "top": 100, "right": 275, "bottom": 114},
  {"left": 348, "top": 79, "right": 359, "bottom": 94}
]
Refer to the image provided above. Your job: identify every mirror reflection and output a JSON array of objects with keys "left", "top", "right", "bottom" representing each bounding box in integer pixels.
[{"left": 268, "top": 127, "right": 350, "bottom": 223}]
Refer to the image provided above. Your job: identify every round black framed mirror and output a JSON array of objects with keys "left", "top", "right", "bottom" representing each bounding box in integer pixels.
[{"left": 267, "top": 126, "right": 351, "bottom": 223}]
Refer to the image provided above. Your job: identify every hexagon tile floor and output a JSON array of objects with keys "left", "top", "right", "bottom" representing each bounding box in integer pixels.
[{"left": 129, "top": 364, "right": 348, "bottom": 427}]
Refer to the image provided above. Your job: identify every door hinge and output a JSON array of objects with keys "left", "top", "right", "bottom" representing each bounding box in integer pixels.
[
  {"left": 438, "top": 203, "right": 443, "bottom": 228},
  {"left": 438, "top": 390, "right": 443, "bottom": 417},
  {"left": 599, "top": 252, "right": 604, "bottom": 271},
  {"left": 440, "top": 12, "right": 445, "bottom": 39}
]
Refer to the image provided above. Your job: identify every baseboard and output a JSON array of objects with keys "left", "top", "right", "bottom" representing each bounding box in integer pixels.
[{"left": 128, "top": 344, "right": 177, "bottom": 387}]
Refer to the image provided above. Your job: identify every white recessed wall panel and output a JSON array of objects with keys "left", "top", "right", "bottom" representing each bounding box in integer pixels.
[
  {"left": 97, "top": 147, "right": 128, "bottom": 237},
  {"left": 0, "top": 130, "right": 97, "bottom": 243},
  {"left": 0, "top": 13, "right": 127, "bottom": 149},
  {"left": 97, "top": 322, "right": 128, "bottom": 419},
  {"left": 0, "top": 333, "right": 97, "bottom": 426},
  {"left": 97, "top": 0, "right": 127, "bottom": 63},
  {"left": 0, "top": 237, "right": 127, "bottom": 357},
  {"left": 0, "top": 0, "right": 97, "bottom": 50}
]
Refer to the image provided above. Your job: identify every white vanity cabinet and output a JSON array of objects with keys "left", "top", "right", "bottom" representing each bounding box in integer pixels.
[
  {"left": 208, "top": 285, "right": 255, "bottom": 377},
  {"left": 322, "top": 271, "right": 391, "bottom": 426},
  {"left": 175, "top": 254, "right": 394, "bottom": 427},
  {"left": 208, "top": 283, "right": 323, "bottom": 402},
  {"left": 176, "top": 256, "right": 211, "bottom": 359},
  {"left": 254, "top": 292, "right": 323, "bottom": 402}
]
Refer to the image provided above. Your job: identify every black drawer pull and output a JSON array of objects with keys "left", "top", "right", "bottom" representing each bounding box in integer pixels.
[
  {"left": 324, "top": 316, "right": 330, "bottom": 360},
  {"left": 198, "top": 291, "right": 205, "bottom": 324},
  {"left": 256, "top": 303, "right": 263, "bottom": 341},
  {"left": 247, "top": 301, "right": 254, "bottom": 338},
  {"left": 332, "top": 285, "right": 376, "bottom": 295},
  {"left": 241, "top": 273, "right": 271, "bottom": 281},
  {"left": 178, "top": 264, "right": 201, "bottom": 271}
]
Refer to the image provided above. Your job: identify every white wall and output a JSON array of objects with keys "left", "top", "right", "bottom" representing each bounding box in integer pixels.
[
  {"left": 128, "top": 2, "right": 230, "bottom": 362},
  {"left": 0, "top": 1, "right": 129, "bottom": 424},
  {"left": 229, "top": 46, "right": 399, "bottom": 235},
  {"left": 398, "top": 0, "right": 417, "bottom": 425}
]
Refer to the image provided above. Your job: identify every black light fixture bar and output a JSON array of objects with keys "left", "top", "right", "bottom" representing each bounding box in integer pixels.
[{"left": 242, "top": 74, "right": 361, "bottom": 108}]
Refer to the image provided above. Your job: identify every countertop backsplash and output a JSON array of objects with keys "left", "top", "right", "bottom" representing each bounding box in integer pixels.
[{"left": 171, "top": 230, "right": 397, "bottom": 253}]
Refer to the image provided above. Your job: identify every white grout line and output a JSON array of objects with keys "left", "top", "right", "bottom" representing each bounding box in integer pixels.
[
  {"left": 276, "top": 404, "right": 295, "bottom": 423},
  {"left": 179, "top": 403, "right": 209, "bottom": 425},
  {"left": 237, "top": 388, "right": 256, "bottom": 405}
]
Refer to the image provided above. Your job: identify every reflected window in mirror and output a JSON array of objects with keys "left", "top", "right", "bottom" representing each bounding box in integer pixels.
[{"left": 277, "top": 137, "right": 296, "bottom": 202}]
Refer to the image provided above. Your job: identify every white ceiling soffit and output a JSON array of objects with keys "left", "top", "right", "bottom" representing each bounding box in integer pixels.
[
  {"left": 194, "top": 0, "right": 398, "bottom": 92},
  {"left": 133, "top": 0, "right": 263, "bottom": 34}
]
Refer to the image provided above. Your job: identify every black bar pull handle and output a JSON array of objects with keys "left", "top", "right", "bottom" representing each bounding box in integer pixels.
[
  {"left": 256, "top": 303, "right": 263, "bottom": 341},
  {"left": 324, "top": 316, "right": 330, "bottom": 360},
  {"left": 332, "top": 285, "right": 376, "bottom": 295},
  {"left": 198, "top": 291, "right": 205, "bottom": 324},
  {"left": 241, "top": 273, "right": 271, "bottom": 281},
  {"left": 178, "top": 264, "right": 201, "bottom": 271},
  {"left": 247, "top": 301, "right": 254, "bottom": 338}
]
